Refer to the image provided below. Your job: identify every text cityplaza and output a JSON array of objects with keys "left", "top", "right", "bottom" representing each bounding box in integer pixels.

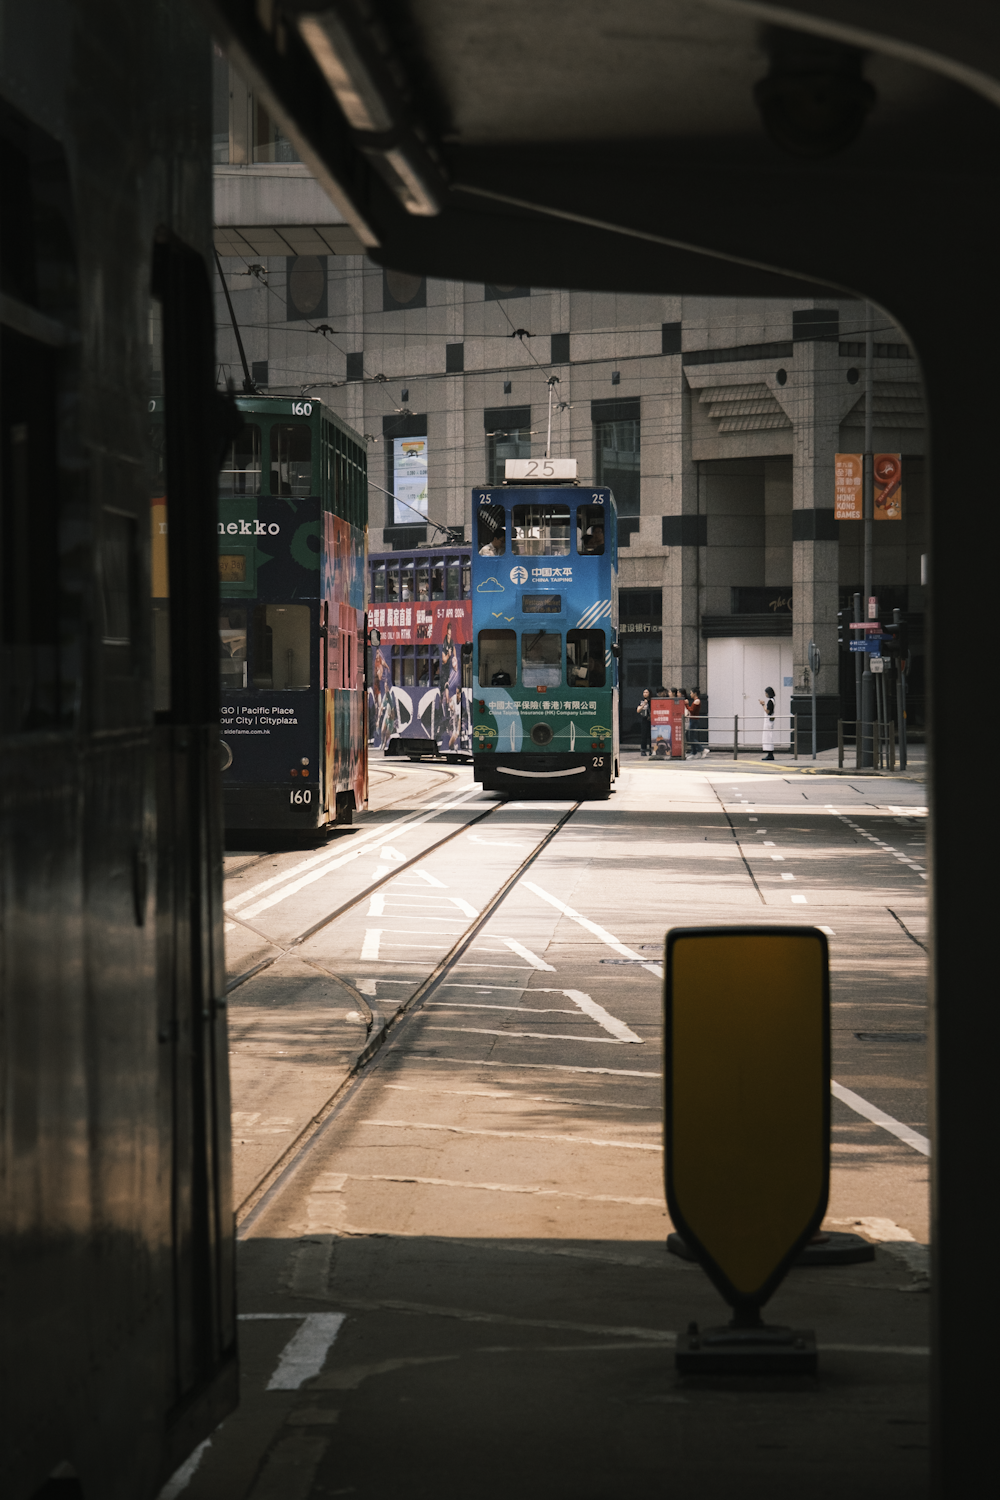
[{"left": 217, "top": 520, "right": 280, "bottom": 536}]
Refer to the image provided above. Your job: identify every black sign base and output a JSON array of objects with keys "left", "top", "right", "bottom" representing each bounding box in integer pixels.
[
  {"left": 676, "top": 1322, "right": 817, "bottom": 1375},
  {"left": 667, "top": 1230, "right": 874, "bottom": 1267}
]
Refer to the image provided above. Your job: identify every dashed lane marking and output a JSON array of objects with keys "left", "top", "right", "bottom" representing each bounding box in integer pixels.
[{"left": 831, "top": 1081, "right": 931, "bottom": 1156}]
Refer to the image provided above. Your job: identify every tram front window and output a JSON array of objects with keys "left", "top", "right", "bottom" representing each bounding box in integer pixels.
[
  {"left": 219, "top": 607, "right": 248, "bottom": 689},
  {"left": 567, "top": 628, "right": 606, "bottom": 687},
  {"left": 576, "top": 505, "right": 606, "bottom": 555},
  {"left": 478, "top": 629, "right": 515, "bottom": 687},
  {"left": 477, "top": 505, "right": 506, "bottom": 556},
  {"left": 522, "top": 629, "right": 562, "bottom": 688},
  {"left": 220, "top": 424, "right": 262, "bottom": 495},
  {"left": 270, "top": 424, "right": 312, "bottom": 496},
  {"left": 250, "top": 603, "right": 310, "bottom": 688},
  {"left": 512, "top": 504, "right": 570, "bottom": 556}
]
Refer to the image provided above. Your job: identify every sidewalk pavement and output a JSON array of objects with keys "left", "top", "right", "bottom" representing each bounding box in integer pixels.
[{"left": 622, "top": 741, "right": 926, "bottom": 778}]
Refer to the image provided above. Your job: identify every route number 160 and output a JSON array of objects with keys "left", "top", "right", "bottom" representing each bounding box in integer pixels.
[
  {"left": 289, "top": 788, "right": 313, "bottom": 804},
  {"left": 291, "top": 400, "right": 313, "bottom": 416}
]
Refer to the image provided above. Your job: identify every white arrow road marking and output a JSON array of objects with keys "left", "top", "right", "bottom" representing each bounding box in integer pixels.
[{"left": 523, "top": 880, "right": 663, "bottom": 978}]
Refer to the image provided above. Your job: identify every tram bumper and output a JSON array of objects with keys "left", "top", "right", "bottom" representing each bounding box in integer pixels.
[{"left": 474, "top": 752, "right": 612, "bottom": 797}]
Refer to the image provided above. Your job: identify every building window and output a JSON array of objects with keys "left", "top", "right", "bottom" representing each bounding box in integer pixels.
[
  {"left": 253, "top": 98, "right": 299, "bottom": 162},
  {"left": 485, "top": 406, "right": 530, "bottom": 484},
  {"left": 212, "top": 47, "right": 230, "bottom": 163},
  {"left": 286, "top": 256, "right": 327, "bottom": 320},
  {"left": 551, "top": 333, "right": 570, "bottom": 363},
  {"left": 592, "top": 398, "right": 640, "bottom": 518},
  {"left": 793, "top": 308, "right": 839, "bottom": 343},
  {"left": 346, "top": 351, "right": 364, "bottom": 381},
  {"left": 446, "top": 343, "right": 464, "bottom": 373},
  {"left": 662, "top": 322, "right": 682, "bottom": 355},
  {"left": 251, "top": 360, "right": 268, "bottom": 388},
  {"left": 383, "top": 270, "right": 426, "bottom": 311}
]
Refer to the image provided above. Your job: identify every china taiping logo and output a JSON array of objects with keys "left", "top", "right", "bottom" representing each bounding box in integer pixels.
[{"left": 509, "top": 565, "right": 528, "bottom": 585}]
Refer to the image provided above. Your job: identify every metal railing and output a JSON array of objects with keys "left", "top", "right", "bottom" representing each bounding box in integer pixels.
[{"left": 837, "top": 719, "right": 897, "bottom": 771}]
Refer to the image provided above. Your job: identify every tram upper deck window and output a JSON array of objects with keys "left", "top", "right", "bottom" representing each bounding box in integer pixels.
[
  {"left": 478, "top": 504, "right": 506, "bottom": 556},
  {"left": 462, "top": 557, "right": 471, "bottom": 596},
  {"left": 400, "top": 559, "right": 414, "bottom": 601},
  {"left": 220, "top": 607, "right": 248, "bottom": 689},
  {"left": 251, "top": 603, "right": 310, "bottom": 688},
  {"left": 512, "top": 504, "right": 570, "bottom": 556},
  {"left": 270, "top": 424, "right": 312, "bottom": 496},
  {"left": 220, "top": 425, "right": 262, "bottom": 494},
  {"left": 577, "top": 505, "right": 606, "bottom": 555},
  {"left": 446, "top": 557, "right": 461, "bottom": 597},
  {"left": 522, "top": 629, "right": 562, "bottom": 688},
  {"left": 416, "top": 560, "right": 430, "bottom": 600},
  {"left": 431, "top": 561, "right": 445, "bottom": 599},
  {"left": 372, "top": 561, "right": 386, "bottom": 602},
  {"left": 567, "top": 628, "right": 606, "bottom": 687},
  {"left": 478, "top": 629, "right": 516, "bottom": 686},
  {"left": 385, "top": 562, "right": 399, "bottom": 602}
]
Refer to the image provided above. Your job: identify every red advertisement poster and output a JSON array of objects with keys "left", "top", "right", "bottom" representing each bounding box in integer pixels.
[
  {"left": 368, "top": 599, "right": 472, "bottom": 645},
  {"left": 651, "top": 697, "right": 686, "bottom": 759}
]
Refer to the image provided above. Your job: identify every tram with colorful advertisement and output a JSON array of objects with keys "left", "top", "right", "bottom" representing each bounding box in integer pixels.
[
  {"left": 368, "top": 545, "right": 473, "bottom": 759},
  {"left": 208, "top": 394, "right": 368, "bottom": 832},
  {"left": 471, "top": 460, "right": 619, "bottom": 797}
]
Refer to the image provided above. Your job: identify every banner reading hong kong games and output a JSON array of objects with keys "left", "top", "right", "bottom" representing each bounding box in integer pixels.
[{"left": 368, "top": 599, "right": 472, "bottom": 645}]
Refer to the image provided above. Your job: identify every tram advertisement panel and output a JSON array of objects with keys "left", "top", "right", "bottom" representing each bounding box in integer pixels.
[
  {"left": 369, "top": 652, "right": 472, "bottom": 754},
  {"left": 368, "top": 599, "right": 472, "bottom": 644},
  {"left": 322, "top": 511, "right": 366, "bottom": 811}
]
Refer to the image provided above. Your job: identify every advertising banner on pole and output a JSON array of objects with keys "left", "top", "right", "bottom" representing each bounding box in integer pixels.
[
  {"left": 835, "top": 453, "right": 902, "bottom": 521},
  {"left": 393, "top": 436, "right": 429, "bottom": 524},
  {"left": 651, "top": 697, "right": 686, "bottom": 759}
]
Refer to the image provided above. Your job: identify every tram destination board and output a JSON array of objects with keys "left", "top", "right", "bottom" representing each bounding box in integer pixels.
[{"left": 471, "top": 481, "right": 619, "bottom": 796}]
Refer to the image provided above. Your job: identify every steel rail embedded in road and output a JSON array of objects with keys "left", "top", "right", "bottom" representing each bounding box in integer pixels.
[{"left": 235, "top": 800, "right": 582, "bottom": 1235}]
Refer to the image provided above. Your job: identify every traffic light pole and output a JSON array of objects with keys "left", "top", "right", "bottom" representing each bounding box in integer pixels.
[{"left": 861, "top": 312, "right": 875, "bottom": 768}]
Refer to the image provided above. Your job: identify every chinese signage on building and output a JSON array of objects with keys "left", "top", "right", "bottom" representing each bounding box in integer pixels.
[
  {"left": 393, "top": 436, "right": 428, "bottom": 525},
  {"left": 835, "top": 453, "right": 902, "bottom": 521}
]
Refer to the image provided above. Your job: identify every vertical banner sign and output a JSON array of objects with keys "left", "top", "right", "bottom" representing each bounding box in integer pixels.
[
  {"left": 393, "top": 436, "right": 429, "bottom": 524},
  {"left": 835, "top": 453, "right": 902, "bottom": 521},
  {"left": 651, "top": 698, "right": 686, "bottom": 758},
  {"left": 834, "top": 454, "right": 863, "bottom": 520}
]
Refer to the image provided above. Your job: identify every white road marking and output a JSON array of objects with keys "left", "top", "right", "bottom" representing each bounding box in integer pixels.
[
  {"left": 523, "top": 880, "right": 663, "bottom": 978},
  {"left": 359, "top": 1118, "right": 659, "bottom": 1150},
  {"left": 499, "top": 937, "right": 555, "bottom": 970},
  {"left": 412, "top": 867, "right": 447, "bottom": 887},
  {"left": 781, "top": 873, "right": 795, "bottom": 880},
  {"left": 380, "top": 846, "right": 406, "bottom": 861},
  {"left": 429, "top": 1026, "right": 630, "bottom": 1045},
  {"left": 344, "top": 1172, "right": 662, "bottom": 1206},
  {"left": 428, "top": 1003, "right": 580, "bottom": 1015},
  {"left": 831, "top": 1081, "right": 931, "bottom": 1156},
  {"left": 157, "top": 1440, "right": 212, "bottom": 1499},
  {"left": 228, "top": 786, "right": 484, "bottom": 918},
  {"left": 265, "top": 1313, "right": 348, "bottom": 1390},
  {"left": 770, "top": 854, "right": 785, "bottom": 861},
  {"left": 368, "top": 892, "right": 386, "bottom": 916},
  {"left": 383, "top": 1084, "right": 656, "bottom": 1111},
  {"left": 565, "top": 987, "right": 643, "bottom": 1043},
  {"left": 817, "top": 925, "right": 835, "bottom": 936},
  {"left": 361, "top": 930, "right": 382, "bottom": 960},
  {"left": 468, "top": 835, "right": 529, "bottom": 848},
  {"left": 355, "top": 978, "right": 378, "bottom": 995},
  {"left": 407, "top": 1056, "right": 659, "bottom": 1078},
  {"left": 791, "top": 895, "right": 807, "bottom": 903},
  {"left": 312, "top": 1296, "right": 673, "bottom": 1343}
]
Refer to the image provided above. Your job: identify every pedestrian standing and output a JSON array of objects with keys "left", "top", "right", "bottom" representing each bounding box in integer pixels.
[
  {"left": 687, "top": 687, "right": 707, "bottom": 757},
  {"left": 759, "top": 685, "right": 776, "bottom": 761},
  {"left": 637, "top": 688, "right": 651, "bottom": 756}
]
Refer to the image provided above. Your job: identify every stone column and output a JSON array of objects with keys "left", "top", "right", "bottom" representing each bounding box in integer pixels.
[{"left": 661, "top": 374, "right": 702, "bottom": 691}]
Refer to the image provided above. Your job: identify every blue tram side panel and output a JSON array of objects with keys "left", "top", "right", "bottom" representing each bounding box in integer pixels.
[
  {"left": 367, "top": 545, "right": 474, "bottom": 760},
  {"left": 470, "top": 470, "right": 619, "bottom": 797},
  {"left": 214, "top": 395, "right": 368, "bottom": 832}
]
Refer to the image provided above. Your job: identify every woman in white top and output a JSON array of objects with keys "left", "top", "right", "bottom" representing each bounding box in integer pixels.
[{"left": 759, "top": 686, "right": 776, "bottom": 761}]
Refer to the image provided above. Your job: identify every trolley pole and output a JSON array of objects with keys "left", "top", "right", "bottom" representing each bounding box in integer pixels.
[
  {"left": 545, "top": 375, "right": 559, "bottom": 459},
  {"left": 214, "top": 247, "right": 257, "bottom": 395},
  {"left": 860, "top": 310, "right": 875, "bottom": 767}
]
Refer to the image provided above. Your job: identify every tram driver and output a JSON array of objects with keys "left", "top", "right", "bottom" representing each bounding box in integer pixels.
[{"left": 580, "top": 521, "right": 605, "bottom": 554}]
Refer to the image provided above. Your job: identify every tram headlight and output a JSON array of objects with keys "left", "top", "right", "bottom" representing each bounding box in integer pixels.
[
  {"left": 219, "top": 740, "right": 233, "bottom": 771},
  {"left": 530, "top": 723, "right": 553, "bottom": 747}
]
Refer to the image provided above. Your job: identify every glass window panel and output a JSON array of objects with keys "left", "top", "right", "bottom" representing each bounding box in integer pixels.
[
  {"left": 400, "top": 561, "right": 414, "bottom": 601},
  {"left": 372, "top": 562, "right": 386, "bottom": 602},
  {"left": 478, "top": 629, "right": 516, "bottom": 687},
  {"left": 576, "top": 504, "right": 606, "bottom": 555},
  {"left": 594, "top": 418, "right": 640, "bottom": 517},
  {"left": 446, "top": 557, "right": 460, "bottom": 599},
  {"left": 385, "top": 563, "right": 399, "bottom": 602},
  {"left": 521, "top": 629, "right": 562, "bottom": 688},
  {"left": 401, "top": 645, "right": 415, "bottom": 686},
  {"left": 219, "top": 606, "right": 248, "bottom": 689},
  {"left": 477, "top": 504, "right": 506, "bottom": 556},
  {"left": 251, "top": 603, "right": 310, "bottom": 688},
  {"left": 486, "top": 425, "right": 531, "bottom": 485},
  {"left": 220, "top": 424, "right": 262, "bottom": 495},
  {"left": 511, "top": 504, "right": 570, "bottom": 556},
  {"left": 416, "top": 561, "right": 430, "bottom": 600},
  {"left": 416, "top": 647, "right": 430, "bottom": 686},
  {"left": 270, "top": 424, "right": 313, "bottom": 496},
  {"left": 430, "top": 563, "right": 445, "bottom": 600},
  {"left": 567, "top": 628, "right": 606, "bottom": 688},
  {"left": 461, "top": 642, "right": 473, "bottom": 688},
  {"left": 461, "top": 558, "right": 470, "bottom": 597}
]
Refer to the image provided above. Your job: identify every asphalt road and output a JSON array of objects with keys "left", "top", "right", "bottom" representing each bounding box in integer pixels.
[{"left": 175, "top": 757, "right": 930, "bottom": 1500}]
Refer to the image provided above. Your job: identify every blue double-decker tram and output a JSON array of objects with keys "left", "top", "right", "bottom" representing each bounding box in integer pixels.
[
  {"left": 471, "top": 461, "right": 619, "bottom": 797},
  {"left": 210, "top": 395, "right": 368, "bottom": 833}
]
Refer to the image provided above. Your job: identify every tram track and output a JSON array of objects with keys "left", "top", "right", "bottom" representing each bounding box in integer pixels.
[{"left": 234, "top": 799, "right": 582, "bottom": 1232}]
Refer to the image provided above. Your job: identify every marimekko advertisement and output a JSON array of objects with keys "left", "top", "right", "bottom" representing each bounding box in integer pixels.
[{"left": 393, "top": 437, "right": 428, "bottom": 525}]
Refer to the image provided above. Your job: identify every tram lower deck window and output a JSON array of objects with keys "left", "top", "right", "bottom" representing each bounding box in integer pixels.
[
  {"left": 251, "top": 603, "right": 310, "bottom": 688},
  {"left": 512, "top": 504, "right": 570, "bottom": 555},
  {"left": 567, "top": 628, "right": 606, "bottom": 687},
  {"left": 220, "top": 607, "right": 248, "bottom": 689},
  {"left": 271, "top": 424, "right": 312, "bottom": 496},
  {"left": 522, "top": 629, "right": 562, "bottom": 688},
  {"left": 478, "top": 629, "right": 515, "bottom": 686}
]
